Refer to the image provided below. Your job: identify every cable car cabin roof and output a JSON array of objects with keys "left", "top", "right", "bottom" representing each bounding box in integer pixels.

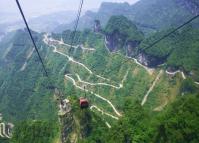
[
  {"left": 79, "top": 98, "right": 88, "bottom": 104},
  {"left": 79, "top": 98, "right": 89, "bottom": 108}
]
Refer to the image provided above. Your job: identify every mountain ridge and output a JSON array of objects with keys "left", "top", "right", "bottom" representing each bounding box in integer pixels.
[{"left": 54, "top": 0, "right": 198, "bottom": 33}]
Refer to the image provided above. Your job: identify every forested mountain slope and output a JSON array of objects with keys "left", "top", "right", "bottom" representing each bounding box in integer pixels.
[
  {"left": 129, "top": 0, "right": 198, "bottom": 31},
  {"left": 0, "top": 29, "right": 58, "bottom": 122},
  {"left": 80, "top": 94, "right": 199, "bottom": 143},
  {"left": 11, "top": 120, "right": 59, "bottom": 143}
]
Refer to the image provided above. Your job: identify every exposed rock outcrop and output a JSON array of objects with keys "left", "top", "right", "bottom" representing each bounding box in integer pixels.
[
  {"left": 136, "top": 52, "right": 165, "bottom": 67},
  {"left": 105, "top": 34, "right": 165, "bottom": 67},
  {"left": 55, "top": 89, "right": 74, "bottom": 143},
  {"left": 105, "top": 32, "right": 121, "bottom": 52},
  {"left": 93, "top": 20, "right": 102, "bottom": 33},
  {"left": 126, "top": 41, "right": 140, "bottom": 57}
]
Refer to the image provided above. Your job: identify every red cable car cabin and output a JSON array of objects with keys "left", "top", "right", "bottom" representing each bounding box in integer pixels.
[{"left": 79, "top": 97, "right": 89, "bottom": 108}]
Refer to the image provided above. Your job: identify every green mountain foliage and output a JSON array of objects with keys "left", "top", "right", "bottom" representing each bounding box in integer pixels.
[
  {"left": 0, "top": 138, "right": 9, "bottom": 143},
  {"left": 180, "top": 78, "right": 198, "bottom": 94},
  {"left": 11, "top": 120, "right": 59, "bottom": 143},
  {"left": 105, "top": 15, "right": 144, "bottom": 41},
  {"left": 0, "top": 29, "right": 59, "bottom": 122},
  {"left": 131, "top": 0, "right": 197, "bottom": 30},
  {"left": 69, "top": 96, "right": 108, "bottom": 142},
  {"left": 80, "top": 94, "right": 199, "bottom": 143}
]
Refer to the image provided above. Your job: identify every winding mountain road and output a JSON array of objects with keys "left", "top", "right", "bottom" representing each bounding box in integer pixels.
[
  {"left": 105, "top": 122, "right": 111, "bottom": 128},
  {"left": 44, "top": 35, "right": 112, "bottom": 81},
  {"left": 166, "top": 70, "right": 199, "bottom": 86},
  {"left": 90, "top": 105, "right": 119, "bottom": 120},
  {"left": 47, "top": 35, "right": 95, "bottom": 51},
  {"left": 126, "top": 56, "right": 154, "bottom": 75},
  {"left": 53, "top": 45, "right": 93, "bottom": 74},
  {"left": 141, "top": 70, "right": 163, "bottom": 106},
  {"left": 0, "top": 123, "right": 11, "bottom": 139},
  {"left": 153, "top": 100, "right": 168, "bottom": 111},
  {"left": 75, "top": 70, "right": 128, "bottom": 89},
  {"left": 0, "top": 125, "right": 3, "bottom": 137},
  {"left": 166, "top": 70, "right": 186, "bottom": 79}
]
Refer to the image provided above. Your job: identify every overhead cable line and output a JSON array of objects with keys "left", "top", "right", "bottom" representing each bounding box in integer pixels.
[
  {"left": 141, "top": 14, "right": 199, "bottom": 52},
  {"left": 69, "top": 0, "right": 84, "bottom": 54},
  {"left": 15, "top": 0, "right": 48, "bottom": 77}
]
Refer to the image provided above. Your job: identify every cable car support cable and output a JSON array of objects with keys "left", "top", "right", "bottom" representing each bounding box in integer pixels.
[
  {"left": 15, "top": 0, "right": 48, "bottom": 77},
  {"left": 69, "top": 0, "right": 84, "bottom": 54}
]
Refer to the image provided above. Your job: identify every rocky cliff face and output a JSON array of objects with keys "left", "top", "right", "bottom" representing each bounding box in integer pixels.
[
  {"left": 105, "top": 32, "right": 121, "bottom": 52},
  {"left": 126, "top": 41, "right": 140, "bottom": 57},
  {"left": 105, "top": 34, "right": 166, "bottom": 67},
  {"left": 93, "top": 20, "right": 101, "bottom": 33},
  {"left": 137, "top": 52, "right": 165, "bottom": 67},
  {"left": 127, "top": 41, "right": 165, "bottom": 67}
]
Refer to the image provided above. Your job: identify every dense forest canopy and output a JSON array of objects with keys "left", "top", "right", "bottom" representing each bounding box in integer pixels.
[{"left": 11, "top": 120, "right": 59, "bottom": 143}]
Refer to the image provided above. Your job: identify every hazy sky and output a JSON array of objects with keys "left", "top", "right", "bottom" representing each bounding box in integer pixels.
[{"left": 0, "top": 0, "right": 139, "bottom": 17}]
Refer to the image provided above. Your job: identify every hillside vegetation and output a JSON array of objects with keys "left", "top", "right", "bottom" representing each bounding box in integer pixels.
[
  {"left": 79, "top": 94, "right": 199, "bottom": 143},
  {"left": 105, "top": 15, "right": 144, "bottom": 41},
  {"left": 11, "top": 120, "right": 59, "bottom": 143},
  {"left": 0, "top": 10, "right": 199, "bottom": 142},
  {"left": 0, "top": 29, "right": 60, "bottom": 122}
]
